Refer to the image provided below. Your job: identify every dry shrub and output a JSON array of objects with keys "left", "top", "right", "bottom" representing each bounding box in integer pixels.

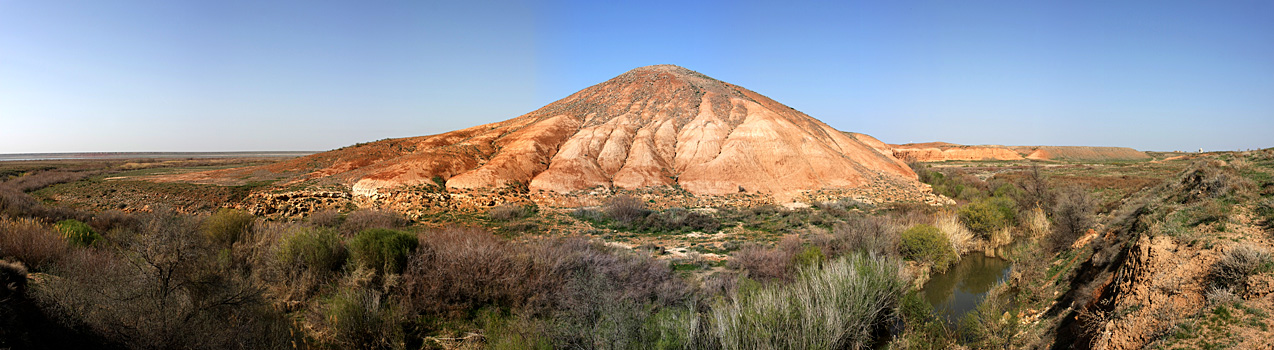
[
  {"left": 813, "top": 216, "right": 897, "bottom": 258},
  {"left": 1051, "top": 186, "right": 1097, "bottom": 252},
  {"left": 308, "top": 209, "right": 344, "bottom": 228},
  {"left": 934, "top": 212, "right": 974, "bottom": 256},
  {"left": 0, "top": 217, "right": 69, "bottom": 271},
  {"left": 35, "top": 211, "right": 294, "bottom": 349},
  {"left": 341, "top": 209, "right": 407, "bottom": 236},
  {"left": 0, "top": 184, "right": 38, "bottom": 217},
  {"left": 728, "top": 236, "right": 802, "bottom": 282},
  {"left": 605, "top": 195, "right": 650, "bottom": 225},
  {"left": 1023, "top": 207, "right": 1051, "bottom": 241},
  {"left": 1210, "top": 243, "right": 1273, "bottom": 293},
  {"left": 0, "top": 259, "right": 27, "bottom": 299},
  {"left": 4, "top": 170, "right": 90, "bottom": 192},
  {"left": 1175, "top": 160, "right": 1254, "bottom": 203},
  {"left": 487, "top": 204, "right": 536, "bottom": 221},
  {"left": 1014, "top": 165, "right": 1053, "bottom": 211},
  {"left": 403, "top": 227, "right": 527, "bottom": 318},
  {"left": 526, "top": 237, "right": 689, "bottom": 348},
  {"left": 87, "top": 210, "right": 137, "bottom": 233},
  {"left": 321, "top": 287, "right": 405, "bottom": 350}
]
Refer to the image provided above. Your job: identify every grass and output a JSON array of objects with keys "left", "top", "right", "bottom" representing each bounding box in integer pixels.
[{"left": 709, "top": 254, "right": 905, "bottom": 349}]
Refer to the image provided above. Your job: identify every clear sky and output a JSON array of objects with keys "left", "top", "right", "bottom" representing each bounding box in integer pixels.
[{"left": 2, "top": 1, "right": 1271, "bottom": 153}]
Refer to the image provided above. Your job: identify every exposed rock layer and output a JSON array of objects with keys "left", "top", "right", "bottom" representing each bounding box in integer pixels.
[
  {"left": 890, "top": 142, "right": 1150, "bottom": 162},
  {"left": 172, "top": 65, "right": 915, "bottom": 198}
]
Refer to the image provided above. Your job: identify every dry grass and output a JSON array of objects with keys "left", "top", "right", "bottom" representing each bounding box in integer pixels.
[
  {"left": 934, "top": 212, "right": 974, "bottom": 256},
  {"left": 0, "top": 217, "right": 69, "bottom": 271}
]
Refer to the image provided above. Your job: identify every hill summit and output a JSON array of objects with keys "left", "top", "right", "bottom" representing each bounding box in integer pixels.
[{"left": 179, "top": 65, "right": 917, "bottom": 198}]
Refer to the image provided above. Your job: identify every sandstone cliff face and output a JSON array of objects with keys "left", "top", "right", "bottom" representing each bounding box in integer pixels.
[{"left": 175, "top": 65, "right": 915, "bottom": 198}]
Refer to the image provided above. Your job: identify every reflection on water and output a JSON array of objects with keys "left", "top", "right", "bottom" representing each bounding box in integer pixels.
[{"left": 919, "top": 254, "right": 1012, "bottom": 324}]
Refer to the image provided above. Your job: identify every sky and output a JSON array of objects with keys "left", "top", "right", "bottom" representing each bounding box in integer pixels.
[{"left": 1, "top": 1, "right": 1271, "bottom": 153}]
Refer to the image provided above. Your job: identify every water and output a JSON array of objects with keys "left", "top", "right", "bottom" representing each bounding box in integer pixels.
[{"left": 919, "top": 254, "right": 1013, "bottom": 324}]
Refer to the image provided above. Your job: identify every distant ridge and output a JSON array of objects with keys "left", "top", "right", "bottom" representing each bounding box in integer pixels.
[
  {"left": 0, "top": 151, "right": 315, "bottom": 162},
  {"left": 887, "top": 142, "right": 1150, "bottom": 162}
]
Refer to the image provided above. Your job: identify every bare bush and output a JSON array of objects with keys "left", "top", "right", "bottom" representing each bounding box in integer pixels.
[
  {"left": 0, "top": 217, "right": 69, "bottom": 271},
  {"left": 1051, "top": 186, "right": 1097, "bottom": 252},
  {"left": 403, "top": 227, "right": 527, "bottom": 318},
  {"left": 487, "top": 204, "right": 537, "bottom": 221},
  {"left": 1175, "top": 160, "right": 1255, "bottom": 203},
  {"left": 1210, "top": 243, "right": 1273, "bottom": 293},
  {"left": 815, "top": 216, "right": 897, "bottom": 258},
  {"left": 1014, "top": 165, "right": 1053, "bottom": 211},
  {"left": 5, "top": 170, "right": 91, "bottom": 192},
  {"left": 341, "top": 209, "right": 407, "bottom": 236},
  {"left": 308, "top": 209, "right": 343, "bottom": 228},
  {"left": 728, "top": 236, "right": 801, "bottom": 282},
  {"left": 0, "top": 184, "right": 39, "bottom": 218},
  {"left": 605, "top": 195, "right": 650, "bottom": 225},
  {"left": 34, "top": 211, "right": 294, "bottom": 349},
  {"left": 321, "top": 287, "right": 405, "bottom": 350}
]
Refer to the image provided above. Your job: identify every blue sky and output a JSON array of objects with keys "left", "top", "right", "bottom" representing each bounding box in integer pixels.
[{"left": 1, "top": 1, "right": 1270, "bottom": 153}]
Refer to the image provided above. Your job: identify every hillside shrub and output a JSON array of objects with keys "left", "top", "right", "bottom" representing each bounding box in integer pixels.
[
  {"left": 710, "top": 254, "right": 905, "bottom": 349},
  {"left": 728, "top": 236, "right": 802, "bottom": 282},
  {"left": 55, "top": 219, "right": 101, "bottom": 247},
  {"left": 792, "top": 246, "right": 825, "bottom": 269},
  {"left": 341, "top": 209, "right": 407, "bottom": 236},
  {"left": 639, "top": 208, "right": 719, "bottom": 233},
  {"left": 1050, "top": 186, "right": 1096, "bottom": 251},
  {"left": 202, "top": 208, "right": 254, "bottom": 246},
  {"left": 0, "top": 218, "right": 68, "bottom": 271},
  {"left": 278, "top": 228, "right": 347, "bottom": 273},
  {"left": 605, "top": 195, "right": 650, "bottom": 225},
  {"left": 1210, "top": 244, "right": 1274, "bottom": 293},
  {"left": 308, "top": 209, "right": 344, "bottom": 228},
  {"left": 819, "top": 216, "right": 897, "bottom": 258},
  {"left": 526, "top": 238, "right": 690, "bottom": 348},
  {"left": 488, "top": 203, "right": 537, "bottom": 221},
  {"left": 403, "top": 228, "right": 526, "bottom": 318},
  {"left": 1014, "top": 165, "right": 1053, "bottom": 211},
  {"left": 900, "top": 224, "right": 956, "bottom": 272},
  {"left": 350, "top": 228, "right": 418, "bottom": 274},
  {"left": 959, "top": 197, "right": 1017, "bottom": 238},
  {"left": 1175, "top": 160, "right": 1254, "bottom": 203},
  {"left": 323, "top": 288, "right": 405, "bottom": 350}
]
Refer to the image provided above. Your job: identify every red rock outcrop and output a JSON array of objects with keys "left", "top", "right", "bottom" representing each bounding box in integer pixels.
[{"left": 168, "top": 65, "right": 916, "bottom": 199}]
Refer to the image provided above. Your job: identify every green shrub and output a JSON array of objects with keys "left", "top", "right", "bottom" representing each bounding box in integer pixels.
[
  {"left": 900, "top": 224, "right": 956, "bottom": 272},
  {"left": 323, "top": 288, "right": 404, "bottom": 349},
  {"left": 959, "top": 197, "right": 1017, "bottom": 238},
  {"left": 278, "top": 228, "right": 348, "bottom": 272},
  {"left": 202, "top": 208, "right": 254, "bottom": 246},
  {"left": 55, "top": 219, "right": 101, "bottom": 247},
  {"left": 897, "top": 291, "right": 954, "bottom": 349},
  {"left": 710, "top": 254, "right": 905, "bottom": 349},
  {"left": 350, "top": 228, "right": 418, "bottom": 274},
  {"left": 792, "top": 246, "right": 825, "bottom": 269}
]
